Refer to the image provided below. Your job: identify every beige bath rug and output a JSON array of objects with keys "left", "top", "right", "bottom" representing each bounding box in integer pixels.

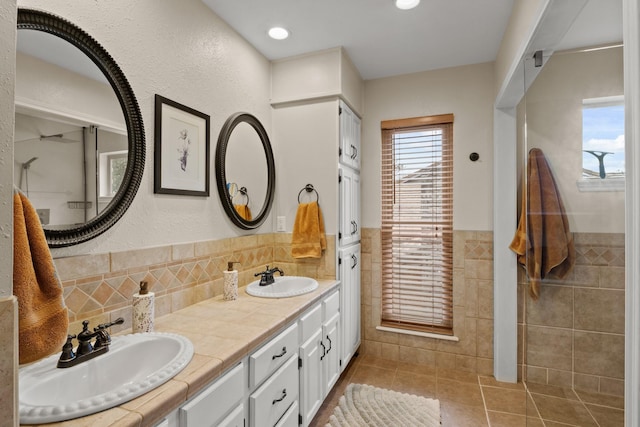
[{"left": 326, "top": 383, "right": 441, "bottom": 427}]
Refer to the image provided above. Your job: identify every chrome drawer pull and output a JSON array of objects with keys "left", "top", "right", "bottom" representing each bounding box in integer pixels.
[
  {"left": 272, "top": 389, "right": 287, "bottom": 405},
  {"left": 272, "top": 347, "right": 287, "bottom": 360}
]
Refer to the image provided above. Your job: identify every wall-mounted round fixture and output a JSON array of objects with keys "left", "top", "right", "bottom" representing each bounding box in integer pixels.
[
  {"left": 268, "top": 27, "right": 289, "bottom": 40},
  {"left": 395, "top": 0, "right": 420, "bottom": 10}
]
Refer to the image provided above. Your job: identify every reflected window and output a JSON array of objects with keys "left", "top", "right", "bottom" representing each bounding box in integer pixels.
[
  {"left": 99, "top": 150, "right": 127, "bottom": 198},
  {"left": 582, "top": 96, "right": 624, "bottom": 179}
]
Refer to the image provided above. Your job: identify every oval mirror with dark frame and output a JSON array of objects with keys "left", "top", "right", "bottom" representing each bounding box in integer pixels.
[
  {"left": 215, "top": 113, "right": 275, "bottom": 230},
  {"left": 16, "top": 9, "right": 145, "bottom": 248}
]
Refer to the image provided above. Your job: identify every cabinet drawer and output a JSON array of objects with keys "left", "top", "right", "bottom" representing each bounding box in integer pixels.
[
  {"left": 218, "top": 403, "right": 244, "bottom": 427},
  {"left": 299, "top": 303, "right": 322, "bottom": 343},
  {"left": 179, "top": 362, "right": 244, "bottom": 427},
  {"left": 250, "top": 354, "right": 299, "bottom": 427},
  {"left": 323, "top": 290, "right": 340, "bottom": 320},
  {"left": 250, "top": 323, "right": 298, "bottom": 388},
  {"left": 275, "top": 401, "right": 299, "bottom": 427}
]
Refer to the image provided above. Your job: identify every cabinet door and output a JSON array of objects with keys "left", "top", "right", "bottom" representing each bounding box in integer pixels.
[
  {"left": 339, "top": 101, "right": 361, "bottom": 170},
  {"left": 322, "top": 312, "right": 341, "bottom": 394},
  {"left": 299, "top": 329, "right": 323, "bottom": 427},
  {"left": 339, "top": 244, "right": 361, "bottom": 370},
  {"left": 339, "top": 167, "right": 360, "bottom": 247}
]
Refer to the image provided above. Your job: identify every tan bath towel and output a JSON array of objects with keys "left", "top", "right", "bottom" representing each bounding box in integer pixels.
[
  {"left": 509, "top": 148, "right": 575, "bottom": 299},
  {"left": 13, "top": 190, "right": 68, "bottom": 364},
  {"left": 234, "top": 204, "right": 252, "bottom": 221},
  {"left": 291, "top": 201, "right": 327, "bottom": 259}
]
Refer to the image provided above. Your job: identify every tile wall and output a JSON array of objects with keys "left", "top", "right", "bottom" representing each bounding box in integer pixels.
[
  {"left": 519, "top": 232, "right": 625, "bottom": 396},
  {"left": 52, "top": 233, "right": 335, "bottom": 337},
  {"left": 360, "top": 228, "right": 495, "bottom": 376},
  {"left": 0, "top": 296, "right": 18, "bottom": 422}
]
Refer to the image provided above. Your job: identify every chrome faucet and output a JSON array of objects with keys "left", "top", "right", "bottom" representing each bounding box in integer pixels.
[
  {"left": 57, "top": 317, "right": 124, "bottom": 368},
  {"left": 255, "top": 265, "right": 284, "bottom": 286}
]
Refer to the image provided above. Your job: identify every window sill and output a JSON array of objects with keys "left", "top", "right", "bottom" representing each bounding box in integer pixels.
[
  {"left": 576, "top": 178, "right": 625, "bottom": 192},
  {"left": 376, "top": 325, "right": 460, "bottom": 342}
]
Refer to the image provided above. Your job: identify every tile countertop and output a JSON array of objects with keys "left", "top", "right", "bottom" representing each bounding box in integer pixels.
[{"left": 23, "top": 279, "right": 340, "bottom": 427}]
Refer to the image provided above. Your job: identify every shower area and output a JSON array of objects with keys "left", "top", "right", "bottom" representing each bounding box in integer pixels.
[
  {"left": 14, "top": 112, "right": 127, "bottom": 227},
  {"left": 517, "top": 29, "right": 625, "bottom": 427}
]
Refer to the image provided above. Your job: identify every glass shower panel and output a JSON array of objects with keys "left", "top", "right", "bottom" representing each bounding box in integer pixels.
[{"left": 522, "top": 46, "right": 625, "bottom": 426}]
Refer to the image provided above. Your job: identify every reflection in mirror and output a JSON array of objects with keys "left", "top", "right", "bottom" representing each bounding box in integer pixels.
[
  {"left": 16, "top": 29, "right": 127, "bottom": 228},
  {"left": 225, "top": 122, "right": 268, "bottom": 220},
  {"left": 14, "top": 113, "right": 127, "bottom": 227},
  {"left": 17, "top": 9, "right": 145, "bottom": 247},
  {"left": 215, "top": 113, "right": 275, "bottom": 230}
]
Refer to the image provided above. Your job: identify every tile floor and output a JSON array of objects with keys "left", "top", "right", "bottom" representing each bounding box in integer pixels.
[{"left": 310, "top": 354, "right": 625, "bottom": 427}]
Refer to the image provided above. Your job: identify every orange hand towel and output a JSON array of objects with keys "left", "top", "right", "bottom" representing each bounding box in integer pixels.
[
  {"left": 509, "top": 148, "right": 575, "bottom": 299},
  {"left": 234, "top": 204, "right": 252, "bottom": 221},
  {"left": 291, "top": 201, "right": 327, "bottom": 259},
  {"left": 13, "top": 190, "right": 68, "bottom": 364}
]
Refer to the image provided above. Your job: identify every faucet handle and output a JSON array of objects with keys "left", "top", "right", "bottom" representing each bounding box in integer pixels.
[
  {"left": 255, "top": 265, "right": 270, "bottom": 277},
  {"left": 95, "top": 317, "right": 125, "bottom": 331}
]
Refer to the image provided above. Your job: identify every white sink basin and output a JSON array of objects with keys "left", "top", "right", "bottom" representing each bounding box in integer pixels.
[
  {"left": 19, "top": 332, "right": 193, "bottom": 424},
  {"left": 246, "top": 276, "right": 319, "bottom": 298}
]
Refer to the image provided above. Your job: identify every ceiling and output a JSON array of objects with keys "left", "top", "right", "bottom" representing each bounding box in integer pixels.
[{"left": 202, "top": 0, "right": 622, "bottom": 81}]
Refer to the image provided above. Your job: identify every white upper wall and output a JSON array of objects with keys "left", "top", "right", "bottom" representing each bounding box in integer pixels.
[
  {"left": 362, "top": 62, "right": 495, "bottom": 231},
  {"left": 271, "top": 47, "right": 364, "bottom": 115},
  {"left": 17, "top": 0, "right": 273, "bottom": 257},
  {"left": 494, "top": 0, "right": 547, "bottom": 100}
]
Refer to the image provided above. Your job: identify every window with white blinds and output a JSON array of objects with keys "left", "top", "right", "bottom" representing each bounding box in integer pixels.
[{"left": 380, "top": 114, "right": 454, "bottom": 335}]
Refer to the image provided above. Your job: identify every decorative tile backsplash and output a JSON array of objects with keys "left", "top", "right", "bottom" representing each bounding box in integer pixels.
[{"left": 53, "top": 233, "right": 335, "bottom": 336}]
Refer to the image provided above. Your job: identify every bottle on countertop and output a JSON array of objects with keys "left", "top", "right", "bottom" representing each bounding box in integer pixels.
[
  {"left": 132, "top": 281, "right": 154, "bottom": 333},
  {"left": 223, "top": 261, "right": 239, "bottom": 301}
]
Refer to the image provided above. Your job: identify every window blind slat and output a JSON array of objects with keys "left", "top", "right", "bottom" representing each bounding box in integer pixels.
[{"left": 380, "top": 118, "right": 454, "bottom": 334}]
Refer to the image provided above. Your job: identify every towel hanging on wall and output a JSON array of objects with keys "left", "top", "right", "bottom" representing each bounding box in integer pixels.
[
  {"left": 509, "top": 148, "right": 575, "bottom": 300},
  {"left": 233, "top": 186, "right": 252, "bottom": 220},
  {"left": 13, "top": 189, "right": 69, "bottom": 364},
  {"left": 291, "top": 200, "right": 326, "bottom": 259}
]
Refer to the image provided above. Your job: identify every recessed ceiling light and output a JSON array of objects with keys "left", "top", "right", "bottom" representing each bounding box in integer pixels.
[
  {"left": 395, "top": 0, "right": 420, "bottom": 10},
  {"left": 268, "top": 27, "right": 289, "bottom": 40}
]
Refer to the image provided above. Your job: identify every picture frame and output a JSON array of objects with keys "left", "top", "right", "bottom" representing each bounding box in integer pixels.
[{"left": 154, "top": 94, "right": 210, "bottom": 196}]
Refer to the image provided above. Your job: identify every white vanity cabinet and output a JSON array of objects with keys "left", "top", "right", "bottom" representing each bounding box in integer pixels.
[
  {"left": 339, "top": 243, "right": 361, "bottom": 369},
  {"left": 249, "top": 323, "right": 299, "bottom": 427},
  {"left": 339, "top": 167, "right": 361, "bottom": 247},
  {"left": 337, "top": 97, "right": 361, "bottom": 377},
  {"left": 339, "top": 100, "right": 361, "bottom": 170},
  {"left": 170, "top": 284, "right": 345, "bottom": 427},
  {"left": 298, "top": 289, "right": 341, "bottom": 426},
  {"left": 249, "top": 354, "right": 299, "bottom": 427}
]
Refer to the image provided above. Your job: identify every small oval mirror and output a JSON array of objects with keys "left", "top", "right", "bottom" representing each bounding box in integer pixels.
[{"left": 215, "top": 113, "right": 275, "bottom": 230}]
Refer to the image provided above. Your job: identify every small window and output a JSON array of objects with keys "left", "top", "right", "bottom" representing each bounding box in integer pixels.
[
  {"left": 99, "top": 150, "right": 127, "bottom": 198},
  {"left": 380, "top": 114, "right": 454, "bottom": 335},
  {"left": 582, "top": 96, "right": 624, "bottom": 180}
]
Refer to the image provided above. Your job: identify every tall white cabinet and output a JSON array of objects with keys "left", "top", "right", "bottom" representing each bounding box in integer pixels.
[
  {"left": 337, "top": 100, "right": 361, "bottom": 371},
  {"left": 271, "top": 46, "right": 364, "bottom": 425}
]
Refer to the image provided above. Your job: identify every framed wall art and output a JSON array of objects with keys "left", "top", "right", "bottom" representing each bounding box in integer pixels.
[{"left": 154, "top": 94, "right": 210, "bottom": 196}]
